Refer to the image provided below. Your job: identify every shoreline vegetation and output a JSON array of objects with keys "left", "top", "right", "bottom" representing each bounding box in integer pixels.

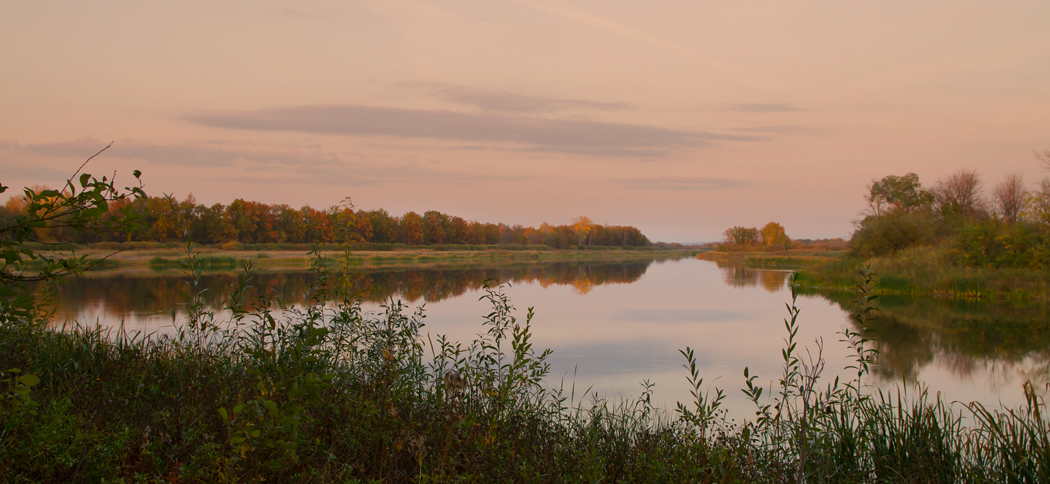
[
  {"left": 5, "top": 160, "right": 1050, "bottom": 481},
  {"left": 5, "top": 251, "right": 1050, "bottom": 482},
  {"left": 22, "top": 242, "right": 702, "bottom": 274},
  {"left": 701, "top": 248, "right": 1050, "bottom": 302},
  {"left": 1, "top": 191, "right": 654, "bottom": 249},
  {"left": 715, "top": 167, "right": 1050, "bottom": 302}
]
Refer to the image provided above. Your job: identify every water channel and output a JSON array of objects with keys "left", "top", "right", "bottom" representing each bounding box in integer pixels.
[{"left": 45, "top": 256, "right": 1050, "bottom": 419}]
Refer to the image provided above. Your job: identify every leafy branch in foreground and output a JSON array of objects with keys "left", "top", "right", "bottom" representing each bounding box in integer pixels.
[{"left": 0, "top": 144, "right": 145, "bottom": 322}]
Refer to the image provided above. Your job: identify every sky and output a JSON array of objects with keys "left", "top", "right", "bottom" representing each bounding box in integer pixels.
[{"left": 2, "top": 1, "right": 1049, "bottom": 242}]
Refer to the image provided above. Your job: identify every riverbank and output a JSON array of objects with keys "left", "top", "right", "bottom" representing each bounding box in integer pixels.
[
  {"left": 705, "top": 246, "right": 1050, "bottom": 302},
  {"left": 795, "top": 246, "right": 1050, "bottom": 302},
  {"left": 696, "top": 248, "right": 844, "bottom": 268},
  {"left": 30, "top": 243, "right": 702, "bottom": 273}
]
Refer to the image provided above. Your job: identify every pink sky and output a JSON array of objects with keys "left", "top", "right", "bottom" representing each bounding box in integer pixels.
[{"left": 3, "top": 1, "right": 1049, "bottom": 242}]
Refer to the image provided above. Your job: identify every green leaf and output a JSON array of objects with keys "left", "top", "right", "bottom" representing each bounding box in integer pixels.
[
  {"left": 16, "top": 374, "right": 39, "bottom": 387},
  {"left": 264, "top": 400, "right": 279, "bottom": 418}
]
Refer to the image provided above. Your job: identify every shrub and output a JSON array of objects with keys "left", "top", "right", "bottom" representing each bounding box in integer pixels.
[{"left": 849, "top": 212, "right": 938, "bottom": 258}]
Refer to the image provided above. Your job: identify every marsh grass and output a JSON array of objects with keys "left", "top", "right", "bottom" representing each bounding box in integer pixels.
[
  {"left": 0, "top": 246, "right": 749, "bottom": 482},
  {"left": 3, "top": 254, "right": 1050, "bottom": 482},
  {"left": 149, "top": 255, "right": 238, "bottom": 270},
  {"left": 799, "top": 245, "right": 1050, "bottom": 301}
]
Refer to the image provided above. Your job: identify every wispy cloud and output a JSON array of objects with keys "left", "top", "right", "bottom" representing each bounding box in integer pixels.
[
  {"left": 729, "top": 125, "right": 804, "bottom": 134},
  {"left": 406, "top": 82, "right": 633, "bottom": 114},
  {"left": 0, "top": 138, "right": 340, "bottom": 168},
  {"left": 619, "top": 176, "right": 747, "bottom": 191},
  {"left": 185, "top": 104, "right": 766, "bottom": 157},
  {"left": 0, "top": 137, "right": 557, "bottom": 188},
  {"left": 729, "top": 103, "right": 806, "bottom": 113}
]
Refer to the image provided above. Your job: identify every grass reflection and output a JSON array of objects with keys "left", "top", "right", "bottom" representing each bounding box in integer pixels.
[{"left": 805, "top": 288, "right": 1050, "bottom": 386}]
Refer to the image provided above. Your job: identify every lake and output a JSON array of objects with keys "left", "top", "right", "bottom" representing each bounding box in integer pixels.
[{"left": 45, "top": 255, "right": 1050, "bottom": 419}]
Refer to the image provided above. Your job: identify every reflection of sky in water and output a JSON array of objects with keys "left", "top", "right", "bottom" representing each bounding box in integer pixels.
[{"left": 52, "top": 258, "right": 1047, "bottom": 419}]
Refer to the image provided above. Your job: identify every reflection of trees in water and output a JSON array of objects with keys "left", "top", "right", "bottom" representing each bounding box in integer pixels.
[
  {"left": 714, "top": 260, "right": 790, "bottom": 292},
  {"left": 47, "top": 261, "right": 653, "bottom": 321},
  {"left": 809, "top": 291, "right": 1050, "bottom": 388}
]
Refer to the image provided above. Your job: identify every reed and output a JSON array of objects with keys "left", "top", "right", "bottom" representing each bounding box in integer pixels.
[{"left": 3, "top": 254, "right": 1050, "bottom": 482}]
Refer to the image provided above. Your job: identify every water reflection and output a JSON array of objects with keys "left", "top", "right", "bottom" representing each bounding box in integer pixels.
[
  {"left": 713, "top": 259, "right": 792, "bottom": 292},
  {"left": 46, "top": 260, "right": 653, "bottom": 322},
  {"left": 808, "top": 290, "right": 1050, "bottom": 390},
  {"left": 41, "top": 258, "right": 1050, "bottom": 409}
]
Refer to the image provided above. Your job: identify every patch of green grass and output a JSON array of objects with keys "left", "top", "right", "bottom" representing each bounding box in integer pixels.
[
  {"left": 150, "top": 255, "right": 238, "bottom": 270},
  {"left": 877, "top": 274, "right": 913, "bottom": 292}
]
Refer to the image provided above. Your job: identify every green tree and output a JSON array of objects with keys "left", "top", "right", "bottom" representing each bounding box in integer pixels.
[{"left": 866, "top": 173, "right": 934, "bottom": 216}]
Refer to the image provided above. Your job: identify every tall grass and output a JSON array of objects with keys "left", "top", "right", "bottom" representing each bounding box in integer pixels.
[
  {"left": 799, "top": 245, "right": 1050, "bottom": 300},
  {"left": 2, "top": 254, "right": 1050, "bottom": 482},
  {"left": 0, "top": 246, "right": 749, "bottom": 482}
]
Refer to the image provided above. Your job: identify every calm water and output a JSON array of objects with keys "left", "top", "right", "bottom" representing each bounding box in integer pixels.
[{"left": 46, "top": 257, "right": 1050, "bottom": 418}]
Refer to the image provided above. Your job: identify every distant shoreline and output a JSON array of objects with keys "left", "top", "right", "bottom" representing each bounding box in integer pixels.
[{"left": 30, "top": 244, "right": 703, "bottom": 273}]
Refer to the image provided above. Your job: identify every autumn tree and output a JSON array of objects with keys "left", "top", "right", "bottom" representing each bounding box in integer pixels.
[
  {"left": 722, "top": 226, "right": 759, "bottom": 249},
  {"left": 276, "top": 204, "right": 305, "bottom": 243},
  {"left": 8, "top": 190, "right": 654, "bottom": 248},
  {"left": 933, "top": 169, "right": 986, "bottom": 218},
  {"left": 992, "top": 173, "right": 1026, "bottom": 223},
  {"left": 362, "top": 209, "right": 396, "bottom": 243},
  {"left": 1023, "top": 179, "right": 1050, "bottom": 225},
  {"left": 572, "top": 216, "right": 593, "bottom": 246},
  {"left": 351, "top": 211, "right": 375, "bottom": 242},
  {"left": 301, "top": 206, "right": 334, "bottom": 243},
  {"left": 759, "top": 222, "right": 791, "bottom": 249},
  {"left": 450, "top": 216, "right": 469, "bottom": 244},
  {"left": 423, "top": 210, "right": 450, "bottom": 245},
  {"left": 198, "top": 203, "right": 236, "bottom": 243},
  {"left": 399, "top": 211, "right": 425, "bottom": 245}
]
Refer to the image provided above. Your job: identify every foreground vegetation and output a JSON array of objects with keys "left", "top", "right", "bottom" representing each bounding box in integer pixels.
[
  {"left": 5, "top": 152, "right": 1050, "bottom": 482},
  {"left": 5, "top": 250, "right": 1050, "bottom": 482}
]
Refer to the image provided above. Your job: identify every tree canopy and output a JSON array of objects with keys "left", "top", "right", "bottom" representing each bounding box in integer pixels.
[
  {"left": 866, "top": 173, "right": 934, "bottom": 216},
  {"left": 0, "top": 193, "right": 651, "bottom": 249}
]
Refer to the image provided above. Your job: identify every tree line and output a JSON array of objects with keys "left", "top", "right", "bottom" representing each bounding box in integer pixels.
[
  {"left": 0, "top": 192, "right": 650, "bottom": 249},
  {"left": 719, "top": 221, "right": 792, "bottom": 251},
  {"left": 851, "top": 152, "right": 1050, "bottom": 268}
]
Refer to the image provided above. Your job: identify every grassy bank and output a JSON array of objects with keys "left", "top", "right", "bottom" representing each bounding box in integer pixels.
[
  {"left": 795, "top": 245, "right": 1050, "bottom": 301},
  {"left": 3, "top": 256, "right": 1050, "bottom": 482},
  {"left": 697, "top": 249, "right": 843, "bottom": 268},
  {"left": 31, "top": 243, "right": 700, "bottom": 273}
]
